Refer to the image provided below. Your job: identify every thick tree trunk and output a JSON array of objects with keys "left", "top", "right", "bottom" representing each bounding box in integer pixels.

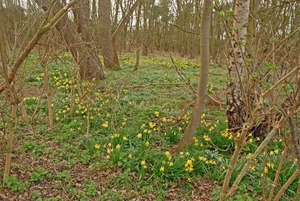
[
  {"left": 99, "top": 0, "right": 118, "bottom": 68},
  {"left": 35, "top": 0, "right": 104, "bottom": 80},
  {"left": 226, "top": 0, "right": 250, "bottom": 132}
]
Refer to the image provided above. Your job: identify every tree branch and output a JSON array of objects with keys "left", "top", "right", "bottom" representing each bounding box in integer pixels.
[{"left": 0, "top": 0, "right": 80, "bottom": 94}]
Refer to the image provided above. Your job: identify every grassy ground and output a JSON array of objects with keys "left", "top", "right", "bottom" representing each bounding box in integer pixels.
[{"left": 0, "top": 53, "right": 298, "bottom": 200}]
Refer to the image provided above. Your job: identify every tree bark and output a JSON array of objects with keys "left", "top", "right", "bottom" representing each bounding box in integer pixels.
[
  {"left": 226, "top": 0, "right": 250, "bottom": 132},
  {"left": 171, "top": 0, "right": 211, "bottom": 153},
  {"left": 99, "top": 0, "right": 118, "bottom": 68},
  {"left": 35, "top": 0, "right": 104, "bottom": 80}
]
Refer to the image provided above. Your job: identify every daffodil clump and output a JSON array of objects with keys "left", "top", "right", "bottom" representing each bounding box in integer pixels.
[{"left": 119, "top": 55, "right": 200, "bottom": 69}]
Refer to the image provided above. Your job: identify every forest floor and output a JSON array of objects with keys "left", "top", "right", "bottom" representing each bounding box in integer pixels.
[
  {"left": 1, "top": 53, "right": 297, "bottom": 201},
  {"left": 0, "top": 53, "right": 224, "bottom": 201}
]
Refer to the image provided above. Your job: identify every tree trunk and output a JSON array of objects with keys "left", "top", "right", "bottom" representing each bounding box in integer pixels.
[
  {"left": 99, "top": 0, "right": 118, "bottom": 68},
  {"left": 134, "top": 1, "right": 142, "bottom": 71},
  {"left": 171, "top": 0, "right": 211, "bottom": 153},
  {"left": 35, "top": 0, "right": 104, "bottom": 80},
  {"left": 111, "top": 0, "right": 140, "bottom": 65},
  {"left": 226, "top": 0, "right": 250, "bottom": 132}
]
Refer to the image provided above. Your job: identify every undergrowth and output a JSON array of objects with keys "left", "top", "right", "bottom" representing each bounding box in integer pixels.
[{"left": 0, "top": 53, "right": 298, "bottom": 200}]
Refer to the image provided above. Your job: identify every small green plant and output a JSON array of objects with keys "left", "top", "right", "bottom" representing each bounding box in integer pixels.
[
  {"left": 30, "top": 168, "right": 49, "bottom": 182},
  {"left": 3, "top": 174, "right": 29, "bottom": 193},
  {"left": 98, "top": 189, "right": 125, "bottom": 201},
  {"left": 83, "top": 180, "right": 98, "bottom": 196}
]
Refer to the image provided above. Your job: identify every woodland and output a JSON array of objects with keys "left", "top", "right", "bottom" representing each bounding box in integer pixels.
[{"left": 0, "top": 0, "right": 299, "bottom": 200}]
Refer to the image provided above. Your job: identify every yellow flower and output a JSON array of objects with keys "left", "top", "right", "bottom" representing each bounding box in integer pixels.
[
  {"left": 149, "top": 122, "right": 156, "bottom": 128},
  {"left": 185, "top": 167, "right": 193, "bottom": 172},
  {"left": 199, "top": 156, "right": 207, "bottom": 162},
  {"left": 249, "top": 166, "right": 256, "bottom": 171},
  {"left": 123, "top": 137, "right": 128, "bottom": 141},
  {"left": 160, "top": 166, "right": 165, "bottom": 172},
  {"left": 266, "top": 162, "right": 274, "bottom": 169},
  {"left": 154, "top": 111, "right": 159, "bottom": 117},
  {"left": 128, "top": 154, "right": 132, "bottom": 159},
  {"left": 116, "top": 144, "right": 121, "bottom": 149},
  {"left": 145, "top": 141, "right": 150, "bottom": 147},
  {"left": 187, "top": 178, "right": 192, "bottom": 182},
  {"left": 162, "top": 117, "right": 167, "bottom": 122},
  {"left": 207, "top": 160, "right": 217, "bottom": 165},
  {"left": 94, "top": 144, "right": 100, "bottom": 149},
  {"left": 203, "top": 135, "right": 211, "bottom": 142},
  {"left": 168, "top": 162, "right": 174, "bottom": 167},
  {"left": 141, "top": 160, "right": 146, "bottom": 166},
  {"left": 137, "top": 133, "right": 142, "bottom": 138},
  {"left": 185, "top": 160, "right": 193, "bottom": 167},
  {"left": 102, "top": 121, "right": 108, "bottom": 128}
]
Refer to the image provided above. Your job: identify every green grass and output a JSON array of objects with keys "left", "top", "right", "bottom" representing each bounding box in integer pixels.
[{"left": 0, "top": 53, "right": 298, "bottom": 200}]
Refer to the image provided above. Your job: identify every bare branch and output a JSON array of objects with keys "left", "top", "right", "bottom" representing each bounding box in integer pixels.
[{"left": 0, "top": 0, "right": 80, "bottom": 94}]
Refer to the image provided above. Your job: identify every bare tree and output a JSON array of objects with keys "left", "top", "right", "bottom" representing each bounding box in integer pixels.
[
  {"left": 112, "top": 0, "right": 140, "bottom": 65},
  {"left": 171, "top": 0, "right": 211, "bottom": 153},
  {"left": 134, "top": 0, "right": 142, "bottom": 71},
  {"left": 0, "top": 0, "right": 82, "bottom": 93},
  {"left": 226, "top": 0, "right": 250, "bottom": 132},
  {"left": 35, "top": 0, "right": 105, "bottom": 80}
]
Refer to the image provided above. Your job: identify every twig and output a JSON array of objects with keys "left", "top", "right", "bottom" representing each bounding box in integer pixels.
[
  {"left": 273, "top": 169, "right": 300, "bottom": 201},
  {"left": 288, "top": 114, "right": 300, "bottom": 168},
  {"left": 267, "top": 146, "right": 288, "bottom": 201},
  {"left": 226, "top": 116, "right": 286, "bottom": 197},
  {"left": 0, "top": 0, "right": 80, "bottom": 94},
  {"left": 169, "top": 53, "right": 198, "bottom": 94}
]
